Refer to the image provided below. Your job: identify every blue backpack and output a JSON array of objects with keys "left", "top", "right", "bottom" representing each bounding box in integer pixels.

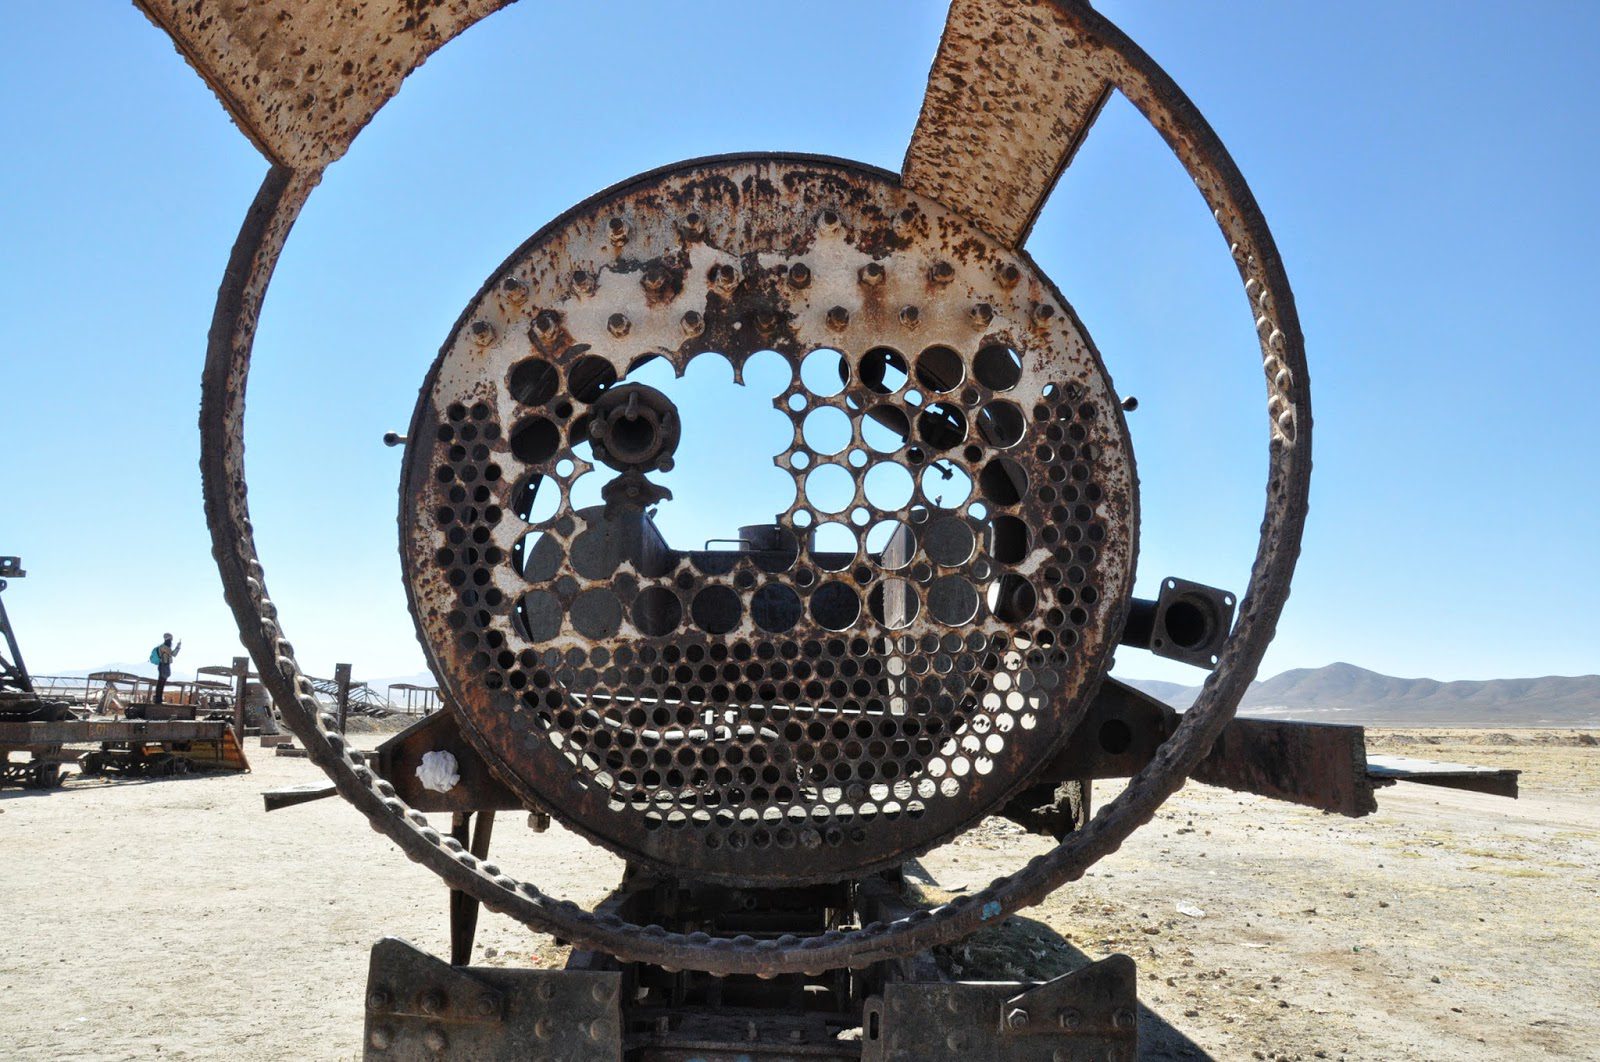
[{"left": 149, "top": 646, "right": 163, "bottom": 665}]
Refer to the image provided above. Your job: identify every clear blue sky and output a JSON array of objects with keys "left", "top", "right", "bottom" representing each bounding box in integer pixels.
[{"left": 2, "top": 2, "right": 1595, "bottom": 687}]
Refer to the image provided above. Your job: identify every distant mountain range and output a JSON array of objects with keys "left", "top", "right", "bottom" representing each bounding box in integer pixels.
[{"left": 1122, "top": 662, "right": 1600, "bottom": 727}]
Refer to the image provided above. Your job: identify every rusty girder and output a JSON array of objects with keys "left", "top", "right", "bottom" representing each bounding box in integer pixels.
[{"left": 175, "top": 0, "right": 1310, "bottom": 975}]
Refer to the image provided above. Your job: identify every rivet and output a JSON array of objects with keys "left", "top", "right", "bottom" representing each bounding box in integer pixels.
[
  {"left": 533, "top": 309, "right": 561, "bottom": 337},
  {"left": 571, "top": 269, "right": 596, "bottom": 294},
  {"left": 999, "top": 263, "right": 1022, "bottom": 287},
  {"left": 469, "top": 320, "right": 495, "bottom": 345},
  {"left": 420, "top": 989, "right": 446, "bottom": 1015},
  {"left": 681, "top": 211, "right": 705, "bottom": 237},
  {"left": 590, "top": 1019, "right": 609, "bottom": 1041},
  {"left": 710, "top": 263, "right": 738, "bottom": 292},
  {"left": 607, "top": 217, "right": 629, "bottom": 244},
  {"left": 641, "top": 265, "right": 670, "bottom": 295},
  {"left": 1033, "top": 302, "right": 1056, "bottom": 322},
  {"left": 423, "top": 1027, "right": 447, "bottom": 1053},
  {"left": 366, "top": 988, "right": 392, "bottom": 1011},
  {"left": 755, "top": 308, "right": 779, "bottom": 332},
  {"left": 536, "top": 981, "right": 556, "bottom": 1002},
  {"left": 534, "top": 1017, "right": 553, "bottom": 1040},
  {"left": 969, "top": 302, "right": 993, "bottom": 326},
  {"left": 826, "top": 306, "right": 850, "bottom": 331},
  {"left": 899, "top": 305, "right": 920, "bottom": 328},
  {"left": 499, "top": 276, "right": 527, "bottom": 302},
  {"left": 789, "top": 262, "right": 812, "bottom": 288},
  {"left": 607, "top": 312, "right": 631, "bottom": 337},
  {"left": 1058, "top": 1006, "right": 1082, "bottom": 1030},
  {"left": 930, "top": 260, "right": 955, "bottom": 284},
  {"left": 1113, "top": 1007, "right": 1137, "bottom": 1031},
  {"left": 591, "top": 982, "right": 613, "bottom": 1004},
  {"left": 893, "top": 206, "right": 917, "bottom": 233},
  {"left": 817, "top": 208, "right": 842, "bottom": 231},
  {"left": 368, "top": 1026, "right": 393, "bottom": 1051},
  {"left": 681, "top": 310, "right": 705, "bottom": 337},
  {"left": 859, "top": 263, "right": 885, "bottom": 287},
  {"left": 475, "top": 993, "right": 498, "bottom": 1017}
]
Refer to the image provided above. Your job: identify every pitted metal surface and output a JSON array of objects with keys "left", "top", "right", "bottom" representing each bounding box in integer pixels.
[
  {"left": 401, "top": 156, "right": 1136, "bottom": 884},
  {"left": 185, "top": 0, "right": 1313, "bottom": 974}
]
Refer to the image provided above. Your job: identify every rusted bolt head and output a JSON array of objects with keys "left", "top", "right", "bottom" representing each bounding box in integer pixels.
[
  {"left": 607, "top": 216, "right": 629, "bottom": 242},
  {"left": 368, "top": 1026, "right": 393, "bottom": 1051},
  {"left": 1112, "top": 1007, "right": 1137, "bottom": 1031},
  {"left": 607, "top": 312, "right": 631, "bottom": 337},
  {"left": 419, "top": 989, "right": 446, "bottom": 1015},
  {"left": 681, "top": 211, "right": 704, "bottom": 236},
  {"left": 681, "top": 310, "right": 705, "bottom": 337},
  {"left": 499, "top": 276, "right": 527, "bottom": 301},
  {"left": 826, "top": 306, "right": 850, "bottom": 331},
  {"left": 533, "top": 309, "right": 561, "bottom": 336},
  {"left": 970, "top": 302, "right": 994, "bottom": 326},
  {"left": 755, "top": 307, "right": 779, "bottom": 332},
  {"left": 1057, "top": 1007, "right": 1083, "bottom": 1030},
  {"left": 423, "top": 1027, "right": 448, "bottom": 1053},
  {"left": 469, "top": 320, "right": 495, "bottom": 345},
  {"left": 1007, "top": 1008, "right": 1030, "bottom": 1029},
  {"left": 899, "top": 305, "right": 921, "bottom": 328},
  {"left": 859, "top": 262, "right": 885, "bottom": 287},
  {"left": 789, "top": 262, "right": 812, "bottom": 288},
  {"left": 475, "top": 993, "right": 498, "bottom": 1017},
  {"left": 817, "top": 208, "right": 842, "bottom": 231},
  {"left": 1033, "top": 302, "right": 1057, "bottom": 322},
  {"left": 590, "top": 1019, "right": 610, "bottom": 1041},
  {"left": 642, "top": 265, "right": 670, "bottom": 294},
  {"left": 571, "top": 269, "right": 595, "bottom": 294},
  {"left": 999, "top": 262, "right": 1022, "bottom": 287},
  {"left": 894, "top": 206, "right": 917, "bottom": 232},
  {"left": 931, "top": 260, "right": 955, "bottom": 284},
  {"left": 536, "top": 981, "right": 556, "bottom": 1002},
  {"left": 367, "top": 988, "right": 392, "bottom": 1011},
  {"left": 534, "top": 1018, "right": 553, "bottom": 1040},
  {"left": 710, "top": 263, "right": 738, "bottom": 291}
]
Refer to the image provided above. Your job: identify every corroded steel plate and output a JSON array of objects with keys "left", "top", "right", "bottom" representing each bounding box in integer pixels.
[{"left": 400, "top": 154, "right": 1136, "bottom": 884}]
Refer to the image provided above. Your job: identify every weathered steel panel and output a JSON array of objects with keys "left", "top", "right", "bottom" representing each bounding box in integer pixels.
[
  {"left": 903, "top": 0, "right": 1115, "bottom": 247},
  {"left": 133, "top": 0, "right": 510, "bottom": 170}
]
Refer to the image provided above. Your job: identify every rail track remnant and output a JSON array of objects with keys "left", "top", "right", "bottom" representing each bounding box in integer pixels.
[{"left": 140, "top": 1, "right": 1347, "bottom": 1056}]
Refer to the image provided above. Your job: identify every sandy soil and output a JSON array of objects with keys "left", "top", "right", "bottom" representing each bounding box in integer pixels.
[{"left": 1, "top": 729, "right": 1595, "bottom": 1060}]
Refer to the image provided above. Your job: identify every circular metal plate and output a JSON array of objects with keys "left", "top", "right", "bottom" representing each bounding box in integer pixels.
[{"left": 401, "top": 155, "right": 1136, "bottom": 885}]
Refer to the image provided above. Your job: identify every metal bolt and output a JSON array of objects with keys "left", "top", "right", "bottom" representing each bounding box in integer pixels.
[
  {"left": 607, "top": 312, "right": 631, "bottom": 337},
  {"left": 755, "top": 308, "right": 779, "bottom": 332},
  {"left": 970, "top": 302, "right": 993, "bottom": 326},
  {"left": 899, "top": 305, "right": 920, "bottom": 328},
  {"left": 533, "top": 309, "right": 560, "bottom": 337},
  {"left": 680, "top": 211, "right": 705, "bottom": 237},
  {"left": 1113, "top": 1007, "right": 1137, "bottom": 1031},
  {"left": 859, "top": 262, "right": 885, "bottom": 287},
  {"left": 931, "top": 260, "right": 955, "bottom": 284},
  {"left": 817, "top": 208, "right": 842, "bottom": 231},
  {"left": 642, "top": 265, "right": 670, "bottom": 295},
  {"left": 1034, "top": 302, "right": 1057, "bottom": 322},
  {"left": 607, "top": 216, "right": 629, "bottom": 244},
  {"left": 469, "top": 320, "right": 495, "bottom": 345},
  {"left": 420, "top": 989, "right": 446, "bottom": 1015},
  {"left": 534, "top": 1017, "right": 553, "bottom": 1040},
  {"left": 368, "top": 1026, "right": 393, "bottom": 1051},
  {"left": 1007, "top": 1008, "right": 1030, "bottom": 1029},
  {"left": 367, "top": 988, "right": 392, "bottom": 1011},
  {"left": 475, "top": 993, "right": 498, "bottom": 1017},
  {"left": 423, "top": 1027, "right": 447, "bottom": 1054},
  {"left": 710, "top": 263, "right": 738, "bottom": 292},
  {"left": 826, "top": 306, "right": 850, "bottom": 331},
  {"left": 681, "top": 310, "right": 705, "bottom": 337},
  {"left": 499, "top": 276, "right": 527, "bottom": 302},
  {"left": 572, "top": 269, "right": 595, "bottom": 294},
  {"left": 789, "top": 262, "right": 812, "bottom": 288},
  {"left": 999, "top": 262, "right": 1022, "bottom": 287},
  {"left": 1058, "top": 1007, "right": 1082, "bottom": 1030},
  {"left": 893, "top": 206, "right": 918, "bottom": 234}
]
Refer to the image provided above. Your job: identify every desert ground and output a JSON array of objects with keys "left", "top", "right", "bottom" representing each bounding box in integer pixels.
[{"left": 2, "top": 727, "right": 1595, "bottom": 1060}]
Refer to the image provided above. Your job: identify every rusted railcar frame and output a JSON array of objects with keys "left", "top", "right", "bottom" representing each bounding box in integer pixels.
[{"left": 187, "top": 0, "right": 1310, "bottom": 975}]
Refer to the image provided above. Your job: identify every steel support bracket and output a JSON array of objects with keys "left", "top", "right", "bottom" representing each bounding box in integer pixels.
[
  {"left": 363, "top": 938, "right": 621, "bottom": 1060},
  {"left": 862, "top": 955, "right": 1137, "bottom": 1061}
]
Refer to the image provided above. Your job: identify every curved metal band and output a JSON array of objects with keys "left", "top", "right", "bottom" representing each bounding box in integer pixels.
[{"left": 200, "top": 1, "right": 1309, "bottom": 976}]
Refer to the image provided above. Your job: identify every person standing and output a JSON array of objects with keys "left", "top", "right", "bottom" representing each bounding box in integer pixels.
[{"left": 150, "top": 633, "right": 181, "bottom": 704}]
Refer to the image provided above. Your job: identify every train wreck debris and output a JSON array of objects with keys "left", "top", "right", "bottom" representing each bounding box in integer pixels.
[{"left": 137, "top": 0, "right": 1514, "bottom": 1056}]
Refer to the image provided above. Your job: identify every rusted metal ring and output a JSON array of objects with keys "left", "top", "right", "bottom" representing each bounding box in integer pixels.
[{"left": 200, "top": 1, "right": 1309, "bottom": 975}]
